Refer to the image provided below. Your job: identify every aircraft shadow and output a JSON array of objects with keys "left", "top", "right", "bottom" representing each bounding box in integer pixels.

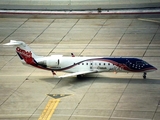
[{"left": 40, "top": 73, "right": 160, "bottom": 91}]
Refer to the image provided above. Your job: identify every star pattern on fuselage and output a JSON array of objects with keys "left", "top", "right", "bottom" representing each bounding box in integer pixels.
[{"left": 125, "top": 59, "right": 148, "bottom": 70}]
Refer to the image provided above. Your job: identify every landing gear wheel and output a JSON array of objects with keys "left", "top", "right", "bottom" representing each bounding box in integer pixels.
[
  {"left": 143, "top": 72, "right": 147, "bottom": 79},
  {"left": 77, "top": 75, "right": 83, "bottom": 79}
]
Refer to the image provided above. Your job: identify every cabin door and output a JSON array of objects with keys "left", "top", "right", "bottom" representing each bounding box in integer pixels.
[{"left": 90, "top": 61, "right": 97, "bottom": 70}]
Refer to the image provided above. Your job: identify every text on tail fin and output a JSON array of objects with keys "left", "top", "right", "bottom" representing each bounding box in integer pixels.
[
  {"left": 16, "top": 47, "right": 35, "bottom": 65},
  {"left": 16, "top": 47, "right": 32, "bottom": 58}
]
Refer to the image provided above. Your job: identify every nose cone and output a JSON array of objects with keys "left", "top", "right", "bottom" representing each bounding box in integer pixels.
[
  {"left": 150, "top": 65, "right": 157, "bottom": 71},
  {"left": 153, "top": 66, "right": 158, "bottom": 71}
]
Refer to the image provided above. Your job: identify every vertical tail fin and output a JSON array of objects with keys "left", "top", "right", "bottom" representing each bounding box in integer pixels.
[{"left": 4, "top": 40, "right": 38, "bottom": 64}]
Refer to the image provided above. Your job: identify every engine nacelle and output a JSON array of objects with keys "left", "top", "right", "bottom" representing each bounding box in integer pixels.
[
  {"left": 45, "top": 58, "right": 59, "bottom": 67},
  {"left": 37, "top": 55, "right": 62, "bottom": 68}
]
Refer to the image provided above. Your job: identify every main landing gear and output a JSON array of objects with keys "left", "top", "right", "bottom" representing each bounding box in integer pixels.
[
  {"left": 77, "top": 75, "right": 84, "bottom": 79},
  {"left": 143, "top": 72, "right": 147, "bottom": 79}
]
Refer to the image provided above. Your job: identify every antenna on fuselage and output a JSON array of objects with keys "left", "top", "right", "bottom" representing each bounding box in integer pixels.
[{"left": 71, "top": 53, "right": 75, "bottom": 57}]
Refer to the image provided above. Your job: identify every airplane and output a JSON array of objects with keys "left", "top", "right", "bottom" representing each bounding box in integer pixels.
[{"left": 4, "top": 40, "right": 157, "bottom": 79}]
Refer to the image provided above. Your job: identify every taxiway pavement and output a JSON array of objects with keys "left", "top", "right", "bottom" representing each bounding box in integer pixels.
[{"left": 0, "top": 18, "right": 160, "bottom": 120}]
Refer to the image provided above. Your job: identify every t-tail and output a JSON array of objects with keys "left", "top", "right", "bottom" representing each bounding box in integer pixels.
[{"left": 4, "top": 40, "right": 39, "bottom": 65}]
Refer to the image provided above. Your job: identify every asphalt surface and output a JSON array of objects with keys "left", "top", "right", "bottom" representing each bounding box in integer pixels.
[{"left": 0, "top": 17, "right": 160, "bottom": 120}]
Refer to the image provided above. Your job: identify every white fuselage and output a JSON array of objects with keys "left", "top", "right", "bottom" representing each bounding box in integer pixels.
[
  {"left": 4, "top": 40, "right": 157, "bottom": 78},
  {"left": 36, "top": 56, "right": 125, "bottom": 73}
]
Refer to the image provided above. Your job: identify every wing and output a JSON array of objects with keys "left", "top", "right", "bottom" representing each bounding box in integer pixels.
[{"left": 59, "top": 70, "right": 98, "bottom": 78}]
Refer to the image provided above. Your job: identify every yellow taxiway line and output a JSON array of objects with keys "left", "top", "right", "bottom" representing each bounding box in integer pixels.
[{"left": 38, "top": 99, "right": 60, "bottom": 120}]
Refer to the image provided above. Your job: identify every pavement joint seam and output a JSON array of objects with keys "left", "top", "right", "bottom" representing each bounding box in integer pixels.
[
  {"left": 79, "top": 19, "right": 107, "bottom": 56},
  {"left": 28, "top": 77, "right": 62, "bottom": 120},
  {"left": 1, "top": 18, "right": 29, "bottom": 43},
  {"left": 30, "top": 19, "right": 55, "bottom": 51},
  {"left": 0, "top": 55, "right": 17, "bottom": 106},
  {"left": 0, "top": 55, "right": 16, "bottom": 71},
  {"left": 68, "top": 74, "right": 99, "bottom": 120},
  {"left": 0, "top": 63, "right": 32, "bottom": 107},
  {"left": 142, "top": 25, "right": 160, "bottom": 58},
  {"left": 49, "top": 19, "right": 79, "bottom": 55},
  {"left": 108, "top": 75, "right": 133, "bottom": 120},
  {"left": 110, "top": 19, "right": 133, "bottom": 56}
]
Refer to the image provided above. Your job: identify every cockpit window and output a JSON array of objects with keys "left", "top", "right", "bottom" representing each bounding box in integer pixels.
[
  {"left": 136, "top": 61, "right": 143, "bottom": 65},
  {"left": 136, "top": 61, "right": 148, "bottom": 65}
]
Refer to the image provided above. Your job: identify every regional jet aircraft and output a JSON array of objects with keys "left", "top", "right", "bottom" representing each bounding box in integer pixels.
[{"left": 4, "top": 40, "right": 157, "bottom": 79}]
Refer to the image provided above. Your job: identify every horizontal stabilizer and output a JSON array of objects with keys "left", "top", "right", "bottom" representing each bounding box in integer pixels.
[{"left": 3, "top": 40, "right": 25, "bottom": 46}]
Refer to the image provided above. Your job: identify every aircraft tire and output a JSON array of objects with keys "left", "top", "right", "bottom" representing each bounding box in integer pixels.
[
  {"left": 143, "top": 72, "right": 147, "bottom": 79},
  {"left": 77, "top": 75, "right": 83, "bottom": 79},
  {"left": 143, "top": 75, "right": 146, "bottom": 79}
]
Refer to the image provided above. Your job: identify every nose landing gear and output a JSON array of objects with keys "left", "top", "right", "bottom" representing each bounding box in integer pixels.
[{"left": 143, "top": 72, "right": 147, "bottom": 79}]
